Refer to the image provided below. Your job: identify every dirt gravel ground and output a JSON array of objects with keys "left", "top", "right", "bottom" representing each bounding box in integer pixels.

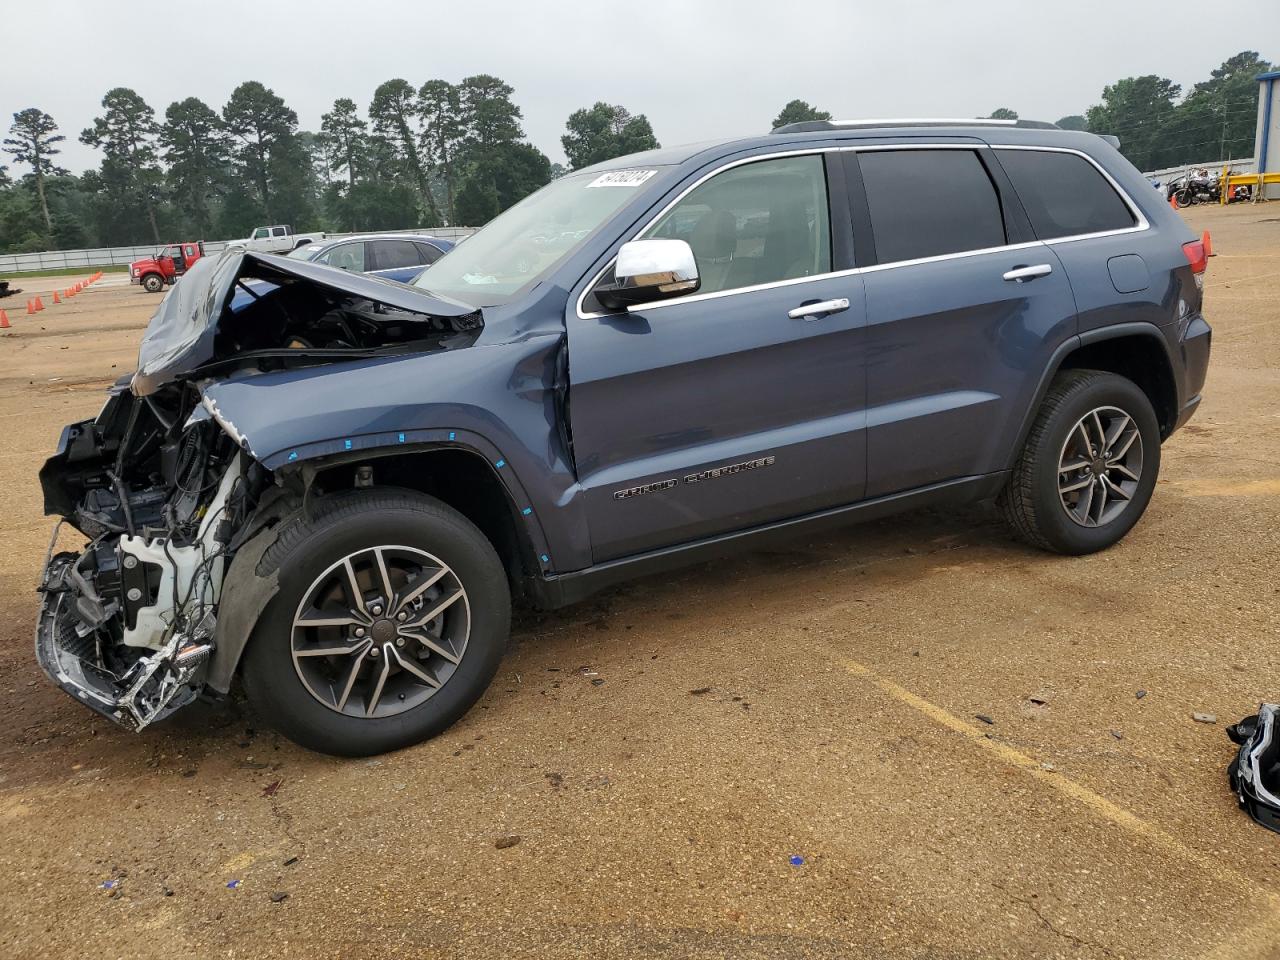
[{"left": 0, "top": 207, "right": 1278, "bottom": 959}]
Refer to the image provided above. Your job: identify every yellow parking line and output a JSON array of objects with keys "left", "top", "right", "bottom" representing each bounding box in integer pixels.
[{"left": 843, "top": 659, "right": 1280, "bottom": 906}]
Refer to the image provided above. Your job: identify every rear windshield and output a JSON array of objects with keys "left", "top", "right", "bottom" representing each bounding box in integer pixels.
[{"left": 996, "top": 149, "right": 1137, "bottom": 240}]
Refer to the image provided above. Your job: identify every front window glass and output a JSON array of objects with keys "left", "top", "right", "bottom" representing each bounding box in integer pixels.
[
  {"left": 317, "top": 243, "right": 366, "bottom": 272},
  {"left": 287, "top": 243, "right": 324, "bottom": 260},
  {"left": 646, "top": 155, "right": 831, "bottom": 295},
  {"left": 252, "top": 228, "right": 269, "bottom": 240},
  {"left": 414, "top": 168, "right": 662, "bottom": 306}
]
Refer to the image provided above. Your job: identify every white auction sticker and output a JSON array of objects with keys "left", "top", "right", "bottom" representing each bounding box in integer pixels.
[{"left": 587, "top": 169, "right": 658, "bottom": 188}]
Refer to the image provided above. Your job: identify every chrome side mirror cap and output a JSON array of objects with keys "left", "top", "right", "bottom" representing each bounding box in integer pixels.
[{"left": 596, "top": 238, "right": 699, "bottom": 310}]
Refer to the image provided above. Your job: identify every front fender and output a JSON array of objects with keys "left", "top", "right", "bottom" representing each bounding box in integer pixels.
[{"left": 199, "top": 338, "right": 590, "bottom": 571}]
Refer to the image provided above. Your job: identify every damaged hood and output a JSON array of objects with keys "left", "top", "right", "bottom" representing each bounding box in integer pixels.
[{"left": 131, "top": 250, "right": 478, "bottom": 397}]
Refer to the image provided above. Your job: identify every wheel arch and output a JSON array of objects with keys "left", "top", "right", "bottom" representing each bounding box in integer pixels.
[
  {"left": 206, "top": 443, "right": 544, "bottom": 696},
  {"left": 1007, "top": 323, "right": 1179, "bottom": 471},
  {"left": 306, "top": 446, "right": 543, "bottom": 597}
]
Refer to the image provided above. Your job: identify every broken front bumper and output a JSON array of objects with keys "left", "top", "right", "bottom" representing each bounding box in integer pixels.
[{"left": 36, "top": 551, "right": 211, "bottom": 731}]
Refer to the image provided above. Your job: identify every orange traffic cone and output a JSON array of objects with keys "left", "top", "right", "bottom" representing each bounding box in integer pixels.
[
  {"left": 1168, "top": 193, "right": 1178, "bottom": 210},
  {"left": 33, "top": 296, "right": 44, "bottom": 312},
  {"left": 26, "top": 299, "right": 35, "bottom": 315},
  {"left": 52, "top": 290, "right": 61, "bottom": 304},
  {"left": 0, "top": 309, "right": 10, "bottom": 329},
  {"left": 1202, "top": 230, "right": 1214, "bottom": 257}
]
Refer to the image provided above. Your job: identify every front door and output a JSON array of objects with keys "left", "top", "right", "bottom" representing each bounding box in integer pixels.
[
  {"left": 567, "top": 153, "right": 868, "bottom": 563},
  {"left": 850, "top": 147, "right": 1079, "bottom": 497}
]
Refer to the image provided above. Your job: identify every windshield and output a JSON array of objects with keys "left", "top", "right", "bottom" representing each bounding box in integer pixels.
[
  {"left": 413, "top": 167, "right": 662, "bottom": 306},
  {"left": 287, "top": 243, "right": 323, "bottom": 260}
]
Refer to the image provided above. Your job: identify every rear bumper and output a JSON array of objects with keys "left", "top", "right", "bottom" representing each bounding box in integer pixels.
[{"left": 1172, "top": 313, "right": 1211, "bottom": 432}]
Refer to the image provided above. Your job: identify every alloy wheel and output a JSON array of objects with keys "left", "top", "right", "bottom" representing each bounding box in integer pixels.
[
  {"left": 290, "top": 545, "right": 470, "bottom": 718},
  {"left": 1057, "top": 405, "right": 1144, "bottom": 528}
]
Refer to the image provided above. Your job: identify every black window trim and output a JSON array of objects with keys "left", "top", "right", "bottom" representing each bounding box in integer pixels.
[{"left": 573, "top": 142, "right": 1147, "bottom": 319}]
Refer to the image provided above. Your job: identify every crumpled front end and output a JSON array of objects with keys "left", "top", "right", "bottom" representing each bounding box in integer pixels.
[
  {"left": 34, "top": 246, "right": 491, "bottom": 732},
  {"left": 35, "top": 380, "right": 251, "bottom": 730}
]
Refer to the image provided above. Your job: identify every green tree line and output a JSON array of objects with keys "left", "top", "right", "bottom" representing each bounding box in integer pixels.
[
  {"left": 0, "top": 77, "right": 661, "bottom": 253},
  {"left": 0, "top": 51, "right": 1271, "bottom": 253}
]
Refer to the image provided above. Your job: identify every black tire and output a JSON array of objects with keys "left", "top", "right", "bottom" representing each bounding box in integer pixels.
[
  {"left": 141, "top": 273, "right": 164, "bottom": 293},
  {"left": 998, "top": 370, "right": 1160, "bottom": 555},
  {"left": 240, "top": 489, "right": 510, "bottom": 756},
  {"left": 1175, "top": 190, "right": 1193, "bottom": 209}
]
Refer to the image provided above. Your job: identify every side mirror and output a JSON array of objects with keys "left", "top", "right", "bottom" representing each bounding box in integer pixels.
[{"left": 595, "top": 238, "right": 699, "bottom": 310}]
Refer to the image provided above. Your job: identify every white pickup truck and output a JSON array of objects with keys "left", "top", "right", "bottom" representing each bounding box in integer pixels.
[{"left": 229, "top": 225, "right": 326, "bottom": 254}]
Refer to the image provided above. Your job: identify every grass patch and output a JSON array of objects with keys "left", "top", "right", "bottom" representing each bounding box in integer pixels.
[{"left": 2, "top": 264, "right": 129, "bottom": 280}]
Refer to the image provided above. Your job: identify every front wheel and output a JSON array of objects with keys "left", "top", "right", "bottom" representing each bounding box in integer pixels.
[
  {"left": 998, "top": 370, "right": 1160, "bottom": 555},
  {"left": 141, "top": 273, "right": 164, "bottom": 293},
  {"left": 241, "top": 490, "right": 510, "bottom": 756},
  {"left": 1175, "top": 190, "right": 1194, "bottom": 208}
]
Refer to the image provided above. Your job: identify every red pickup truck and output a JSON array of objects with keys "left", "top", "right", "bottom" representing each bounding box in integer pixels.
[{"left": 130, "top": 242, "right": 205, "bottom": 293}]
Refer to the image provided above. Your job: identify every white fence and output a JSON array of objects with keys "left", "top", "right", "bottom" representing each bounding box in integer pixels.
[
  {"left": 1142, "top": 157, "right": 1257, "bottom": 181},
  {"left": 0, "top": 226, "right": 476, "bottom": 275}
]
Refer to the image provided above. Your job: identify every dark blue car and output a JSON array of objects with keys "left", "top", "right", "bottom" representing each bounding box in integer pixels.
[
  {"left": 227, "top": 233, "right": 454, "bottom": 312},
  {"left": 37, "top": 118, "right": 1210, "bottom": 756},
  {"left": 287, "top": 233, "right": 454, "bottom": 283}
]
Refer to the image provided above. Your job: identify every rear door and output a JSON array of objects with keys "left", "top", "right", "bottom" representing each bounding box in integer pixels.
[
  {"left": 851, "top": 146, "right": 1078, "bottom": 497},
  {"left": 568, "top": 151, "right": 868, "bottom": 563},
  {"left": 368, "top": 239, "right": 428, "bottom": 282},
  {"left": 991, "top": 147, "right": 1167, "bottom": 331}
]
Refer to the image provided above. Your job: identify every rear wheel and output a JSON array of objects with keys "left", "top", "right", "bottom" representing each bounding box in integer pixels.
[
  {"left": 998, "top": 370, "right": 1160, "bottom": 554},
  {"left": 241, "top": 490, "right": 510, "bottom": 756},
  {"left": 141, "top": 273, "right": 164, "bottom": 293}
]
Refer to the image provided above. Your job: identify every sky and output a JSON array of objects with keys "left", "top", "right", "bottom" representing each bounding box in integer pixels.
[{"left": 1, "top": 0, "right": 1276, "bottom": 175}]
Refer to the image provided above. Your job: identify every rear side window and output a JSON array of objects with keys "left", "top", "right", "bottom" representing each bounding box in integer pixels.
[
  {"left": 858, "top": 150, "right": 1006, "bottom": 263},
  {"left": 996, "top": 149, "right": 1136, "bottom": 239},
  {"left": 370, "top": 240, "right": 422, "bottom": 270}
]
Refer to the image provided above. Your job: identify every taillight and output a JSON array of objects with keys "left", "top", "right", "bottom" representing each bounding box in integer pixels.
[{"left": 1183, "top": 239, "right": 1207, "bottom": 275}]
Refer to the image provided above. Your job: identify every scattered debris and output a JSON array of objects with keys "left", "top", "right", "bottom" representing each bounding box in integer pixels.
[
  {"left": 236, "top": 759, "right": 269, "bottom": 770},
  {"left": 262, "top": 779, "right": 282, "bottom": 797},
  {"left": 1110, "top": 730, "right": 1124, "bottom": 740},
  {"left": 283, "top": 856, "right": 300, "bottom": 867},
  {"left": 162, "top": 885, "right": 174, "bottom": 897},
  {"left": 789, "top": 855, "right": 805, "bottom": 867},
  {"left": 690, "top": 687, "right": 712, "bottom": 696},
  {"left": 1136, "top": 690, "right": 1147, "bottom": 699},
  {"left": 975, "top": 714, "right": 995, "bottom": 725},
  {"left": 1028, "top": 697, "right": 1047, "bottom": 706},
  {"left": 545, "top": 772, "right": 564, "bottom": 789},
  {"left": 181, "top": 769, "right": 197, "bottom": 778},
  {"left": 494, "top": 835, "right": 521, "bottom": 849},
  {"left": 99, "top": 879, "right": 118, "bottom": 890},
  {"left": 269, "top": 891, "right": 289, "bottom": 903},
  {"left": 590, "top": 678, "right": 605, "bottom": 686},
  {"left": 226, "top": 879, "right": 241, "bottom": 889},
  {"left": 1193, "top": 712, "right": 1218, "bottom": 724}
]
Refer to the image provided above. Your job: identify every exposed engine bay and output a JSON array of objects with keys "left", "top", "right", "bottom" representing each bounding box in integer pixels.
[{"left": 36, "top": 250, "right": 484, "bottom": 729}]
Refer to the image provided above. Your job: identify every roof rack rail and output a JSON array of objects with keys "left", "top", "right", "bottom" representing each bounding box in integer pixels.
[{"left": 771, "top": 118, "right": 1061, "bottom": 134}]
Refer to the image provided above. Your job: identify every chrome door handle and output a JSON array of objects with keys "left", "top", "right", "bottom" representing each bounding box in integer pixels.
[
  {"left": 788, "top": 298, "right": 850, "bottom": 320},
  {"left": 1003, "top": 264, "right": 1053, "bottom": 282}
]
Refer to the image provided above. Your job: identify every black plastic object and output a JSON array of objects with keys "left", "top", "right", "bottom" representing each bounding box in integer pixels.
[{"left": 1228, "top": 704, "right": 1280, "bottom": 835}]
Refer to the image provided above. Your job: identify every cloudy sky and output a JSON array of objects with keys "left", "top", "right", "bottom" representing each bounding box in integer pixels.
[{"left": 2, "top": 0, "right": 1274, "bottom": 173}]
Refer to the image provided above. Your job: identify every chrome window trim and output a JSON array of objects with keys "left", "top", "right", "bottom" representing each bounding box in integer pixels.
[
  {"left": 986, "top": 143, "right": 1150, "bottom": 241},
  {"left": 574, "top": 142, "right": 1148, "bottom": 320}
]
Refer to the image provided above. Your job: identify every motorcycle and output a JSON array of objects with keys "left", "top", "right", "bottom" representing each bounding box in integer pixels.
[{"left": 1173, "top": 170, "right": 1220, "bottom": 208}]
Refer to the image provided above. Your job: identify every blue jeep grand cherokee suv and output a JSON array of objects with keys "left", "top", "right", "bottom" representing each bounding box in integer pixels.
[{"left": 37, "top": 118, "right": 1211, "bottom": 755}]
